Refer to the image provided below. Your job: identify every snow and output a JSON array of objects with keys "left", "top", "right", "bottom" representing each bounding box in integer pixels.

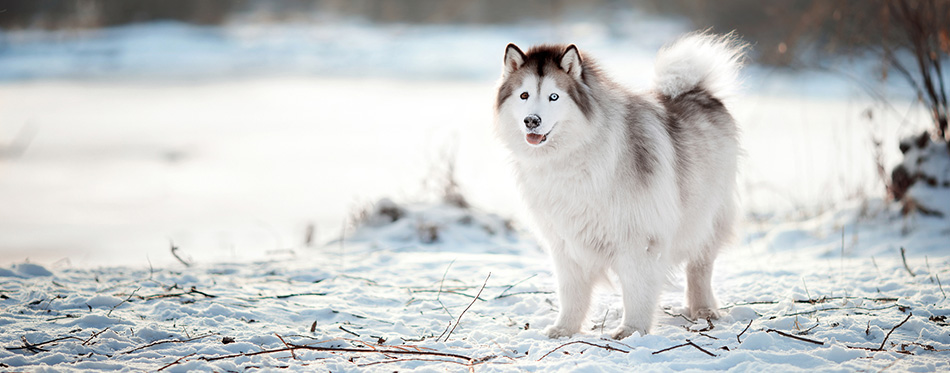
[
  {"left": 0, "top": 17, "right": 948, "bottom": 371},
  {"left": 2, "top": 199, "right": 949, "bottom": 371}
]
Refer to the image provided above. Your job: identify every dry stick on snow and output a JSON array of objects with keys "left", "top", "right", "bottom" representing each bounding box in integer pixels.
[
  {"left": 275, "top": 334, "right": 297, "bottom": 360},
  {"left": 494, "top": 273, "right": 537, "bottom": 300},
  {"left": 442, "top": 272, "right": 491, "bottom": 342},
  {"left": 937, "top": 274, "right": 947, "bottom": 299},
  {"left": 723, "top": 296, "right": 899, "bottom": 308},
  {"left": 651, "top": 339, "right": 716, "bottom": 357},
  {"left": 18, "top": 336, "right": 48, "bottom": 353},
  {"left": 121, "top": 333, "right": 217, "bottom": 355},
  {"left": 170, "top": 241, "right": 192, "bottom": 267},
  {"left": 6, "top": 336, "right": 83, "bottom": 352},
  {"left": 436, "top": 320, "right": 452, "bottom": 342},
  {"left": 662, "top": 308, "right": 697, "bottom": 324},
  {"left": 687, "top": 318, "right": 715, "bottom": 333},
  {"left": 539, "top": 341, "right": 629, "bottom": 361},
  {"left": 651, "top": 342, "right": 689, "bottom": 355},
  {"left": 82, "top": 327, "right": 110, "bottom": 346},
  {"left": 157, "top": 353, "right": 196, "bottom": 371},
  {"left": 414, "top": 289, "right": 488, "bottom": 301},
  {"left": 879, "top": 313, "right": 913, "bottom": 351},
  {"left": 358, "top": 357, "right": 470, "bottom": 368},
  {"left": 264, "top": 292, "right": 329, "bottom": 299},
  {"left": 339, "top": 325, "right": 360, "bottom": 337},
  {"left": 900, "top": 247, "right": 915, "bottom": 277},
  {"left": 107, "top": 287, "right": 140, "bottom": 317},
  {"left": 437, "top": 260, "right": 456, "bottom": 318},
  {"left": 138, "top": 286, "right": 217, "bottom": 301},
  {"left": 493, "top": 290, "right": 554, "bottom": 300},
  {"left": 198, "top": 344, "right": 475, "bottom": 363},
  {"left": 782, "top": 304, "right": 898, "bottom": 317},
  {"left": 737, "top": 319, "right": 753, "bottom": 344},
  {"left": 765, "top": 329, "right": 825, "bottom": 345},
  {"left": 902, "top": 341, "right": 950, "bottom": 352},
  {"left": 685, "top": 339, "right": 717, "bottom": 357},
  {"left": 845, "top": 312, "right": 914, "bottom": 355}
]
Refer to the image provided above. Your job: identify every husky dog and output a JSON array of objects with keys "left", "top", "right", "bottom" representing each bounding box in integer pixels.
[{"left": 493, "top": 34, "right": 744, "bottom": 339}]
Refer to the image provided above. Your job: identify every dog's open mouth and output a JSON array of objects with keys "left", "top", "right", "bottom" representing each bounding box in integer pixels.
[{"left": 525, "top": 133, "right": 547, "bottom": 145}]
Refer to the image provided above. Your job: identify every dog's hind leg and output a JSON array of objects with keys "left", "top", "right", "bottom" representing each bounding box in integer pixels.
[
  {"left": 687, "top": 210, "right": 732, "bottom": 320},
  {"left": 544, "top": 249, "right": 596, "bottom": 339},
  {"left": 686, "top": 251, "right": 720, "bottom": 320}
]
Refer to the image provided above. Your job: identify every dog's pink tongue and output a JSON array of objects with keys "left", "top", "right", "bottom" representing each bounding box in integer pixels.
[{"left": 526, "top": 133, "right": 546, "bottom": 145}]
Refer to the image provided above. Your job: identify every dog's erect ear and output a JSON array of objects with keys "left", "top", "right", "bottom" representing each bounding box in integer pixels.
[
  {"left": 504, "top": 43, "right": 526, "bottom": 76},
  {"left": 560, "top": 45, "right": 582, "bottom": 80}
]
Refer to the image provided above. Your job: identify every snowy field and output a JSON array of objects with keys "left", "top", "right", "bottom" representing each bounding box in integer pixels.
[
  {"left": 1, "top": 18, "right": 948, "bottom": 371},
  {"left": 1, "top": 200, "right": 948, "bottom": 371}
]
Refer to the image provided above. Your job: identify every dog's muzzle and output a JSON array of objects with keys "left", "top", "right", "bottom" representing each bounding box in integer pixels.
[{"left": 524, "top": 114, "right": 541, "bottom": 130}]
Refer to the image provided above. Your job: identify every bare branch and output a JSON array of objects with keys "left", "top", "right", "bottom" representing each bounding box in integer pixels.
[
  {"left": 737, "top": 319, "right": 753, "bottom": 344},
  {"left": 443, "top": 272, "right": 491, "bottom": 342},
  {"left": 900, "top": 247, "right": 915, "bottom": 277},
  {"left": 766, "top": 328, "right": 825, "bottom": 345},
  {"left": 539, "top": 341, "right": 629, "bottom": 361},
  {"left": 879, "top": 312, "right": 913, "bottom": 351}
]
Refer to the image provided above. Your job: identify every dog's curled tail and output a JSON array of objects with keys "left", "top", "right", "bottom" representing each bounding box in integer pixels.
[{"left": 653, "top": 32, "right": 746, "bottom": 100}]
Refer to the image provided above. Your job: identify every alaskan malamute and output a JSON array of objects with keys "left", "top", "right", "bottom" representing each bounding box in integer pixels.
[{"left": 493, "top": 33, "right": 744, "bottom": 339}]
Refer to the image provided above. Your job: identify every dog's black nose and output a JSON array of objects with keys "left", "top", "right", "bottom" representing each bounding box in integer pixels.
[{"left": 524, "top": 114, "right": 541, "bottom": 130}]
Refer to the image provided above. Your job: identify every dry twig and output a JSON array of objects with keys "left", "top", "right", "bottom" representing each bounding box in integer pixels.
[
  {"left": 879, "top": 313, "right": 913, "bottom": 351},
  {"left": 170, "top": 242, "right": 192, "bottom": 267},
  {"left": 83, "top": 327, "right": 110, "bottom": 346},
  {"left": 121, "top": 333, "right": 217, "bottom": 355},
  {"left": 6, "top": 336, "right": 82, "bottom": 352},
  {"left": 652, "top": 339, "right": 716, "bottom": 357},
  {"left": 275, "top": 334, "right": 297, "bottom": 360},
  {"left": 339, "top": 325, "right": 360, "bottom": 337},
  {"left": 765, "top": 328, "right": 825, "bottom": 345},
  {"left": 900, "top": 247, "right": 915, "bottom": 277},
  {"left": 199, "top": 344, "right": 474, "bottom": 362},
  {"left": 157, "top": 353, "right": 196, "bottom": 371},
  {"left": 108, "top": 288, "right": 140, "bottom": 317},
  {"left": 493, "top": 290, "right": 554, "bottom": 299},
  {"left": 443, "top": 272, "right": 491, "bottom": 342},
  {"left": 737, "top": 319, "right": 753, "bottom": 344},
  {"left": 138, "top": 286, "right": 216, "bottom": 301},
  {"left": 494, "top": 274, "right": 537, "bottom": 300},
  {"left": 539, "top": 341, "right": 629, "bottom": 361}
]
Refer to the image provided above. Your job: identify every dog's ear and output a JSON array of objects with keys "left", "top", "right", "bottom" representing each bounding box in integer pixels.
[
  {"left": 504, "top": 43, "right": 526, "bottom": 76},
  {"left": 560, "top": 45, "right": 582, "bottom": 80}
]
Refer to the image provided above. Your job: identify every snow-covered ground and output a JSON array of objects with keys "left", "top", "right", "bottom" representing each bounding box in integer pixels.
[
  {"left": 1, "top": 17, "right": 947, "bottom": 371},
  {"left": 1, "top": 200, "right": 948, "bottom": 371}
]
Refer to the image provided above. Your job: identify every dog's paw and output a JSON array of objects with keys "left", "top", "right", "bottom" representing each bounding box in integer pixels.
[
  {"left": 544, "top": 325, "right": 575, "bottom": 339},
  {"left": 690, "top": 307, "right": 720, "bottom": 321},
  {"left": 609, "top": 326, "right": 645, "bottom": 340}
]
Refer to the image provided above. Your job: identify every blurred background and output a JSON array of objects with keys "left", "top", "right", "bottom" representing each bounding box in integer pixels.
[{"left": 0, "top": 1, "right": 943, "bottom": 267}]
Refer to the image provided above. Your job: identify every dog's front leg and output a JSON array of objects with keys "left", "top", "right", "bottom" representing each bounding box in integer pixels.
[
  {"left": 610, "top": 249, "right": 665, "bottom": 339},
  {"left": 544, "top": 250, "right": 594, "bottom": 339}
]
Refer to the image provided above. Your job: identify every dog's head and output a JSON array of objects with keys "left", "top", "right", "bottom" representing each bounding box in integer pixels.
[{"left": 493, "top": 43, "right": 594, "bottom": 158}]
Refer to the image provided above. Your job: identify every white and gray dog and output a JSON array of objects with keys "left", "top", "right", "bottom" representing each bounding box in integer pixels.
[{"left": 493, "top": 33, "right": 744, "bottom": 339}]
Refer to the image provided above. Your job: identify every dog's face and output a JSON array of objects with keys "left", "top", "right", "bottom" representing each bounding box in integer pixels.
[{"left": 494, "top": 44, "right": 593, "bottom": 159}]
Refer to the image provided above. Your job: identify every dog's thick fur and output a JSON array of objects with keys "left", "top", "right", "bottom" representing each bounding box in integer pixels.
[{"left": 493, "top": 33, "right": 744, "bottom": 339}]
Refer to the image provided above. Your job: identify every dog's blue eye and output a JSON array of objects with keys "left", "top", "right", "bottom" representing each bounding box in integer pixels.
[
  {"left": 520, "top": 92, "right": 529, "bottom": 100},
  {"left": 549, "top": 93, "right": 559, "bottom": 101}
]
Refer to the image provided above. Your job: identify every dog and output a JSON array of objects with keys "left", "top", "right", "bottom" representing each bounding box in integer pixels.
[{"left": 493, "top": 33, "right": 744, "bottom": 339}]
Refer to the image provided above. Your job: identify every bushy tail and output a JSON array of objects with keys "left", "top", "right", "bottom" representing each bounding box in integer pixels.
[{"left": 653, "top": 32, "right": 746, "bottom": 99}]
